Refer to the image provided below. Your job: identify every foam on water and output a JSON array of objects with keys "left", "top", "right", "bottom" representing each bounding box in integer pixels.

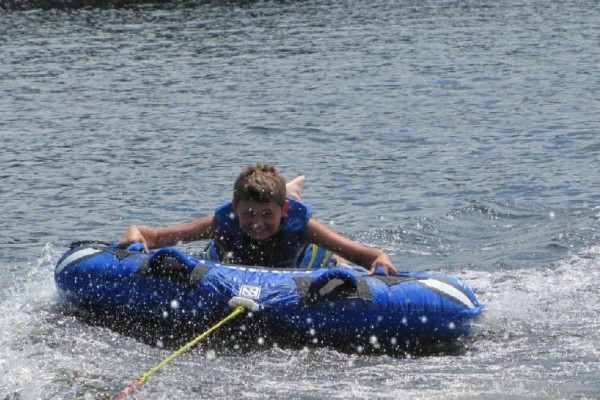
[
  {"left": 461, "top": 246, "right": 600, "bottom": 398},
  {"left": 478, "top": 246, "right": 599, "bottom": 339},
  {"left": 1, "top": 243, "right": 598, "bottom": 399},
  {"left": 0, "top": 244, "right": 153, "bottom": 398}
]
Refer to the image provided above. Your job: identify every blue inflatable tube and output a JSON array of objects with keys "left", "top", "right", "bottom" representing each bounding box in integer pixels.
[{"left": 54, "top": 242, "right": 484, "bottom": 354}]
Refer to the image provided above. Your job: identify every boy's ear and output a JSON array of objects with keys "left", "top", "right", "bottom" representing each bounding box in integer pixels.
[{"left": 282, "top": 199, "right": 291, "bottom": 215}]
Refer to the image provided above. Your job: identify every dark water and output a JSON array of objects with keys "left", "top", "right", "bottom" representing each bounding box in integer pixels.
[{"left": 1, "top": 0, "right": 598, "bottom": 398}]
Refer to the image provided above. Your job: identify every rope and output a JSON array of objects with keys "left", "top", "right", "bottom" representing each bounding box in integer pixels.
[{"left": 114, "top": 305, "right": 246, "bottom": 399}]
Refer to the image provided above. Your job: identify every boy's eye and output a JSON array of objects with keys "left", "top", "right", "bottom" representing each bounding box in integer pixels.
[{"left": 262, "top": 211, "right": 273, "bottom": 217}]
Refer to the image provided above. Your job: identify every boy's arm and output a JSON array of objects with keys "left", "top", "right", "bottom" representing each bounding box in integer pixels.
[
  {"left": 303, "top": 218, "right": 397, "bottom": 275},
  {"left": 119, "top": 215, "right": 218, "bottom": 253}
]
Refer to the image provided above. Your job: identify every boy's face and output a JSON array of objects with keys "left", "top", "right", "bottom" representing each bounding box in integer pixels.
[{"left": 233, "top": 200, "right": 285, "bottom": 240}]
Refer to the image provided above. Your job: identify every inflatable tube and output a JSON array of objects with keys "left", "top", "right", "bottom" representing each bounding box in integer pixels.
[{"left": 54, "top": 242, "right": 484, "bottom": 354}]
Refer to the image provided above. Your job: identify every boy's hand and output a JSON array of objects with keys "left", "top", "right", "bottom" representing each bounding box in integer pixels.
[
  {"left": 368, "top": 253, "right": 397, "bottom": 276},
  {"left": 119, "top": 225, "right": 149, "bottom": 253}
]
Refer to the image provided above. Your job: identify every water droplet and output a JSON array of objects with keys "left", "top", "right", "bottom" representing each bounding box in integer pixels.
[
  {"left": 170, "top": 300, "right": 180, "bottom": 310},
  {"left": 257, "top": 337, "right": 265, "bottom": 345},
  {"left": 206, "top": 350, "right": 217, "bottom": 360}
]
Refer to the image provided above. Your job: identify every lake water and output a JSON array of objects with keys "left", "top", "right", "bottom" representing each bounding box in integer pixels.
[{"left": 1, "top": 0, "right": 598, "bottom": 398}]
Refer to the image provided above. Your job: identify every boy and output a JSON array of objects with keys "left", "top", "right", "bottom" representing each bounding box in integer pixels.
[{"left": 119, "top": 164, "right": 397, "bottom": 275}]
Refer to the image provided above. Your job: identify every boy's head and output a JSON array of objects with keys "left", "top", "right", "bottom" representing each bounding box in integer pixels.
[
  {"left": 232, "top": 164, "right": 290, "bottom": 241},
  {"left": 233, "top": 164, "right": 286, "bottom": 206}
]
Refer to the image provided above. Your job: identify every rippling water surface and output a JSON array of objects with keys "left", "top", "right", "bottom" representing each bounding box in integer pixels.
[{"left": 1, "top": 0, "right": 598, "bottom": 398}]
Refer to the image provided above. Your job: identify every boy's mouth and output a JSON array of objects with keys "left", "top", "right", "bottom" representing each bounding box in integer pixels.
[{"left": 246, "top": 225, "right": 268, "bottom": 238}]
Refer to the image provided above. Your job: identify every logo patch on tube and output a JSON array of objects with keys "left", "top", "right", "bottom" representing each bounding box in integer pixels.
[{"left": 239, "top": 285, "right": 261, "bottom": 300}]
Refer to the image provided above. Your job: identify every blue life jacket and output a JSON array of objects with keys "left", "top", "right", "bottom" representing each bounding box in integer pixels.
[{"left": 209, "top": 198, "right": 312, "bottom": 267}]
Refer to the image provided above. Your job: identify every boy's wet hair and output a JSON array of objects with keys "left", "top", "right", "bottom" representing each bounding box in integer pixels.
[{"left": 233, "top": 164, "right": 286, "bottom": 205}]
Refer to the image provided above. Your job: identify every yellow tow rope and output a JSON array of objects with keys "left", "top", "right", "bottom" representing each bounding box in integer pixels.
[{"left": 114, "top": 305, "right": 246, "bottom": 399}]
